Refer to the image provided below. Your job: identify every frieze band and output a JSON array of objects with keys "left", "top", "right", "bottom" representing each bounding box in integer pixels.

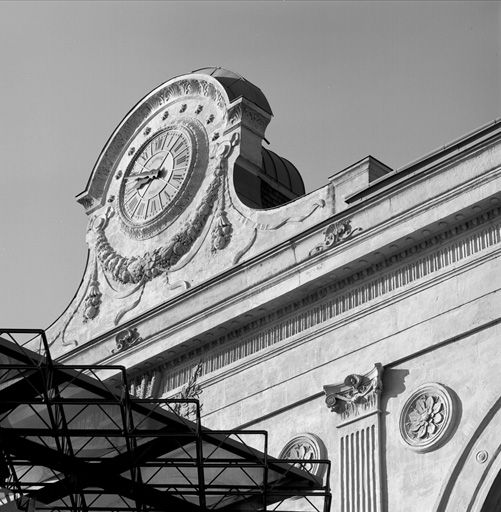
[{"left": 129, "top": 206, "right": 501, "bottom": 396}]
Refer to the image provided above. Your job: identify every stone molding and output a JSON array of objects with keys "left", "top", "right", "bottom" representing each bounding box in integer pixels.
[
  {"left": 226, "top": 98, "right": 271, "bottom": 138},
  {"left": 127, "top": 206, "right": 501, "bottom": 396},
  {"left": 324, "top": 364, "right": 383, "bottom": 424},
  {"left": 399, "top": 382, "right": 457, "bottom": 453}
]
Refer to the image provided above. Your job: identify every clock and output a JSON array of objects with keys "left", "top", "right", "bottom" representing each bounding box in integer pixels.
[
  {"left": 116, "top": 118, "right": 209, "bottom": 240},
  {"left": 120, "top": 128, "right": 192, "bottom": 224}
]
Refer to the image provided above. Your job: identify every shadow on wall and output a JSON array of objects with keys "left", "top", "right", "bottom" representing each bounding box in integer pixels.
[{"left": 381, "top": 368, "right": 410, "bottom": 510}]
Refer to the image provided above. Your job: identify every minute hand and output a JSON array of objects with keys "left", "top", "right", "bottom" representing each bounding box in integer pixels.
[{"left": 125, "top": 169, "right": 160, "bottom": 180}]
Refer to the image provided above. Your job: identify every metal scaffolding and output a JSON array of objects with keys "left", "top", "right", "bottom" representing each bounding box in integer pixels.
[{"left": 0, "top": 329, "right": 331, "bottom": 512}]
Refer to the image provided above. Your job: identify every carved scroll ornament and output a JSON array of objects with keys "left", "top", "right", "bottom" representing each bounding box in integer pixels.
[
  {"left": 324, "top": 363, "right": 383, "bottom": 421},
  {"left": 310, "top": 219, "right": 362, "bottom": 257},
  {"left": 112, "top": 327, "right": 143, "bottom": 354}
]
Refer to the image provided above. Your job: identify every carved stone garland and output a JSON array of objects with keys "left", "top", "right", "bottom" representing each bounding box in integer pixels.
[
  {"left": 211, "top": 134, "right": 238, "bottom": 251},
  {"left": 93, "top": 135, "right": 239, "bottom": 286},
  {"left": 324, "top": 364, "right": 384, "bottom": 512},
  {"left": 399, "top": 382, "right": 456, "bottom": 453},
  {"left": 82, "top": 259, "right": 102, "bottom": 322}
]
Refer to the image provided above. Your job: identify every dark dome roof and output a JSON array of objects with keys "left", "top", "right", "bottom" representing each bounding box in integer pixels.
[
  {"left": 261, "top": 148, "right": 305, "bottom": 197},
  {"left": 192, "top": 67, "right": 272, "bottom": 115}
]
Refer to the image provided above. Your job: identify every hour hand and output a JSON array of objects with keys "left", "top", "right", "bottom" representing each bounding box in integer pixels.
[{"left": 132, "top": 177, "right": 150, "bottom": 190}]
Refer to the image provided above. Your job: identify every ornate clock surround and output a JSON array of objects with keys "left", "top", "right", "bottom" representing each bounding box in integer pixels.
[
  {"left": 65, "top": 68, "right": 276, "bottom": 335},
  {"left": 77, "top": 74, "right": 235, "bottom": 218},
  {"left": 117, "top": 119, "right": 208, "bottom": 240}
]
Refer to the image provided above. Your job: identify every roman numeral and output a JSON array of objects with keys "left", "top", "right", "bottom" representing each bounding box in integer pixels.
[
  {"left": 172, "top": 138, "right": 185, "bottom": 154},
  {"left": 126, "top": 194, "right": 140, "bottom": 215},
  {"left": 170, "top": 171, "right": 185, "bottom": 189},
  {"left": 135, "top": 201, "right": 146, "bottom": 219},
  {"left": 140, "top": 146, "right": 150, "bottom": 162},
  {"left": 174, "top": 153, "right": 188, "bottom": 166},
  {"left": 161, "top": 190, "right": 172, "bottom": 204},
  {"left": 166, "top": 134, "right": 179, "bottom": 151},
  {"left": 153, "top": 135, "right": 166, "bottom": 152},
  {"left": 124, "top": 189, "right": 136, "bottom": 203},
  {"left": 147, "top": 197, "right": 160, "bottom": 218}
]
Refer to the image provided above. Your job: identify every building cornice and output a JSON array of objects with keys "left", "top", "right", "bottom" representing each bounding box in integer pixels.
[
  {"left": 128, "top": 203, "right": 501, "bottom": 397},
  {"left": 346, "top": 118, "right": 501, "bottom": 205}
]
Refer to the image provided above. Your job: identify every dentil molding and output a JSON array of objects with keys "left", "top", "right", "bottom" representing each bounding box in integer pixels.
[{"left": 128, "top": 205, "right": 501, "bottom": 397}]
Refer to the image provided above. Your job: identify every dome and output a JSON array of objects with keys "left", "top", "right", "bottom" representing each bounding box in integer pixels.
[
  {"left": 261, "top": 148, "right": 305, "bottom": 197},
  {"left": 192, "top": 67, "right": 272, "bottom": 115},
  {"left": 233, "top": 148, "right": 305, "bottom": 209}
]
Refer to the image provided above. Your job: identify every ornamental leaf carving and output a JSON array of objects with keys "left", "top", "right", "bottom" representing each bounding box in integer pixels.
[
  {"left": 310, "top": 219, "right": 362, "bottom": 257},
  {"left": 324, "top": 364, "right": 383, "bottom": 421},
  {"left": 112, "top": 327, "right": 142, "bottom": 354},
  {"left": 400, "top": 383, "right": 456, "bottom": 452},
  {"left": 172, "top": 362, "right": 203, "bottom": 420},
  {"left": 212, "top": 209, "right": 232, "bottom": 251},
  {"left": 408, "top": 395, "right": 444, "bottom": 438},
  {"left": 82, "top": 260, "right": 102, "bottom": 322},
  {"left": 94, "top": 135, "right": 239, "bottom": 285}
]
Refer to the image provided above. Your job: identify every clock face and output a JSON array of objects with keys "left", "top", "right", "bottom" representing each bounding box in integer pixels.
[{"left": 119, "top": 128, "right": 192, "bottom": 226}]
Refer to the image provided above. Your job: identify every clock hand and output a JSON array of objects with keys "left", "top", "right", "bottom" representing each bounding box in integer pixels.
[
  {"left": 153, "top": 151, "right": 172, "bottom": 177},
  {"left": 125, "top": 169, "right": 160, "bottom": 180},
  {"left": 132, "top": 177, "right": 153, "bottom": 190},
  {"left": 158, "top": 151, "right": 170, "bottom": 169}
]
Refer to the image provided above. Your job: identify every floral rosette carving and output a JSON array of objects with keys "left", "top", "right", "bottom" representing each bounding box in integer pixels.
[
  {"left": 400, "top": 383, "right": 456, "bottom": 452},
  {"left": 408, "top": 395, "right": 444, "bottom": 438},
  {"left": 94, "top": 175, "right": 220, "bottom": 285},
  {"left": 278, "top": 433, "right": 327, "bottom": 479}
]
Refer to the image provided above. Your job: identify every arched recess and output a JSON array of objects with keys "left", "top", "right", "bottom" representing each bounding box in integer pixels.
[
  {"left": 479, "top": 458, "right": 501, "bottom": 511},
  {"left": 434, "top": 394, "right": 501, "bottom": 512}
]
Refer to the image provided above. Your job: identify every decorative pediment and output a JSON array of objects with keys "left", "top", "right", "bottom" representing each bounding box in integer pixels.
[{"left": 47, "top": 68, "right": 335, "bottom": 356}]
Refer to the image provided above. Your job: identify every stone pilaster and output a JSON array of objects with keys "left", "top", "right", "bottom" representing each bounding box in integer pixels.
[
  {"left": 324, "top": 363, "right": 384, "bottom": 512},
  {"left": 225, "top": 97, "right": 271, "bottom": 169}
]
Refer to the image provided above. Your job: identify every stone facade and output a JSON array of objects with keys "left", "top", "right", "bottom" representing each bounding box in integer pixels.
[{"left": 46, "top": 68, "right": 501, "bottom": 512}]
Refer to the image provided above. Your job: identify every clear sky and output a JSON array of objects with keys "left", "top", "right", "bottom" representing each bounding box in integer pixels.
[{"left": 0, "top": 1, "right": 500, "bottom": 330}]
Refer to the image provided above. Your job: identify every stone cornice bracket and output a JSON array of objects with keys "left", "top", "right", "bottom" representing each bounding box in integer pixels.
[
  {"left": 324, "top": 363, "right": 383, "bottom": 424},
  {"left": 323, "top": 363, "right": 385, "bottom": 512}
]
